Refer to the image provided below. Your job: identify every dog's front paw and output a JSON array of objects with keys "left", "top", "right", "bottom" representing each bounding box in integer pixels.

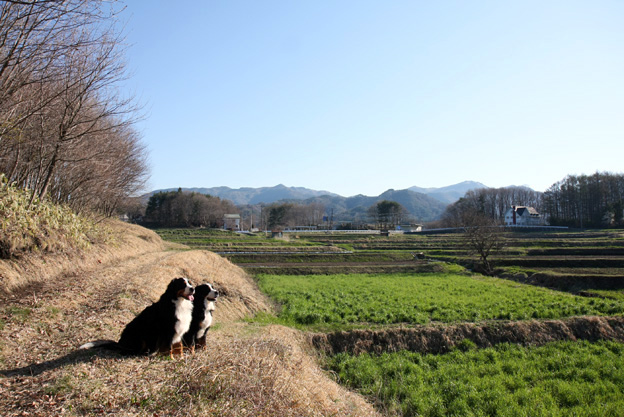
[{"left": 170, "top": 342, "right": 184, "bottom": 358}]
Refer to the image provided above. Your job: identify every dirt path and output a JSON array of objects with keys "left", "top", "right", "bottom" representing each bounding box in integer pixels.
[{"left": 0, "top": 223, "right": 380, "bottom": 417}]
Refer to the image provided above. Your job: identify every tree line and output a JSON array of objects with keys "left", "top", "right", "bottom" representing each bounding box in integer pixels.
[
  {"left": 441, "top": 186, "right": 543, "bottom": 227},
  {"left": 543, "top": 172, "right": 624, "bottom": 228},
  {"left": 367, "top": 200, "right": 410, "bottom": 230},
  {"left": 144, "top": 190, "right": 237, "bottom": 228},
  {"left": 138, "top": 174, "right": 624, "bottom": 231},
  {"left": 262, "top": 202, "right": 326, "bottom": 229},
  {"left": 440, "top": 173, "right": 624, "bottom": 229},
  {"left": 0, "top": 0, "right": 147, "bottom": 215}
]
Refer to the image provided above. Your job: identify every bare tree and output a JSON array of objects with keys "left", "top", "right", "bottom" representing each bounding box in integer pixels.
[
  {"left": 544, "top": 172, "right": 624, "bottom": 228},
  {"left": 461, "top": 211, "right": 507, "bottom": 275},
  {"left": 0, "top": 1, "right": 147, "bottom": 215},
  {"left": 0, "top": 1, "right": 119, "bottom": 133},
  {"left": 39, "top": 39, "right": 138, "bottom": 200}
]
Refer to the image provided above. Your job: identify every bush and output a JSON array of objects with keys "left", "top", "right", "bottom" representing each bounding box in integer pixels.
[{"left": 0, "top": 174, "right": 110, "bottom": 258}]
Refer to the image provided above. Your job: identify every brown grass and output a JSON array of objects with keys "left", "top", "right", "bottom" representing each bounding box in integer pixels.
[
  {"left": 0, "top": 220, "right": 165, "bottom": 293},
  {"left": 0, "top": 221, "right": 379, "bottom": 416}
]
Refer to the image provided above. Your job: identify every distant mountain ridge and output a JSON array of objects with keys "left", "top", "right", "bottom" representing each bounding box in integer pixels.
[
  {"left": 148, "top": 182, "right": 491, "bottom": 222},
  {"left": 408, "top": 181, "right": 487, "bottom": 204},
  {"left": 150, "top": 181, "right": 489, "bottom": 206},
  {"left": 290, "top": 189, "right": 449, "bottom": 223},
  {"left": 151, "top": 184, "right": 339, "bottom": 205}
]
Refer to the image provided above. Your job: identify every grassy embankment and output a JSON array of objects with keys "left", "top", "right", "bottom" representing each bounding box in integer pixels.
[{"left": 0, "top": 174, "right": 112, "bottom": 261}]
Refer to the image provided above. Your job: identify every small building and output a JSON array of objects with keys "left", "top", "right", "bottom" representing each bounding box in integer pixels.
[
  {"left": 399, "top": 223, "right": 423, "bottom": 233},
  {"left": 223, "top": 214, "right": 241, "bottom": 231},
  {"left": 504, "top": 206, "right": 543, "bottom": 226}
]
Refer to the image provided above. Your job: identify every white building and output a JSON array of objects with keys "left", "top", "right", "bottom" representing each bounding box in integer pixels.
[
  {"left": 223, "top": 214, "right": 241, "bottom": 230},
  {"left": 504, "top": 206, "right": 543, "bottom": 226},
  {"left": 398, "top": 224, "right": 423, "bottom": 233}
]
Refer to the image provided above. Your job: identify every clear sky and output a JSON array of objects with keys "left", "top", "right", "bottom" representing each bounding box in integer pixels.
[{"left": 120, "top": 1, "right": 624, "bottom": 197}]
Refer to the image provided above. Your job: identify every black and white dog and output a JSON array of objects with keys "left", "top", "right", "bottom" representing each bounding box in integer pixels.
[
  {"left": 183, "top": 283, "right": 219, "bottom": 353},
  {"left": 80, "top": 277, "right": 195, "bottom": 358}
]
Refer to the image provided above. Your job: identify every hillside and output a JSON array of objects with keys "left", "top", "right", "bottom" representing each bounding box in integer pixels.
[
  {"left": 151, "top": 182, "right": 491, "bottom": 206},
  {"left": 0, "top": 221, "right": 379, "bottom": 417},
  {"left": 289, "top": 188, "right": 448, "bottom": 223},
  {"left": 150, "top": 184, "right": 339, "bottom": 205},
  {"left": 146, "top": 183, "right": 492, "bottom": 222},
  {"left": 408, "top": 180, "right": 488, "bottom": 204}
]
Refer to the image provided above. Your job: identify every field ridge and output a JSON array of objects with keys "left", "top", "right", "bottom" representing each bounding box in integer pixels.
[{"left": 311, "top": 316, "right": 624, "bottom": 356}]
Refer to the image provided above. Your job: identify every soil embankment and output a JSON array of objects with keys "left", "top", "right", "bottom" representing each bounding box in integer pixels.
[
  {"left": 311, "top": 316, "right": 624, "bottom": 356},
  {"left": 0, "top": 221, "right": 380, "bottom": 417},
  {"left": 499, "top": 271, "right": 624, "bottom": 292}
]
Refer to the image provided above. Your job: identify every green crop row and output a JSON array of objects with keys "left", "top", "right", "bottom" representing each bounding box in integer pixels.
[
  {"left": 228, "top": 252, "right": 413, "bottom": 264},
  {"left": 326, "top": 340, "right": 624, "bottom": 417},
  {"left": 154, "top": 228, "right": 323, "bottom": 248},
  {"left": 256, "top": 273, "right": 624, "bottom": 330}
]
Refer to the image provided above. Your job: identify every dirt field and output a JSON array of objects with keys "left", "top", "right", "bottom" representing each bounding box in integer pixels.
[{"left": 0, "top": 221, "right": 379, "bottom": 416}]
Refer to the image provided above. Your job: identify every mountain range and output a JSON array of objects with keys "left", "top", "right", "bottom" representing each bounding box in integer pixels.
[
  {"left": 156, "top": 184, "right": 339, "bottom": 206},
  {"left": 408, "top": 181, "right": 487, "bottom": 204},
  {"left": 150, "top": 181, "right": 488, "bottom": 222}
]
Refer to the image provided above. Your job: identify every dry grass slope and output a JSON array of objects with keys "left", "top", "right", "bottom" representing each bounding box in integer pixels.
[
  {"left": 0, "top": 221, "right": 379, "bottom": 417},
  {"left": 0, "top": 221, "right": 165, "bottom": 292}
]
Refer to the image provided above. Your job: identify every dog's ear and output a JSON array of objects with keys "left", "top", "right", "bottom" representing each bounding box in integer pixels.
[
  {"left": 167, "top": 277, "right": 189, "bottom": 292},
  {"left": 167, "top": 277, "right": 180, "bottom": 289}
]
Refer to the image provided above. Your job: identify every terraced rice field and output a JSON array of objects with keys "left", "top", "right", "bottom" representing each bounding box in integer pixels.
[{"left": 154, "top": 228, "right": 624, "bottom": 293}]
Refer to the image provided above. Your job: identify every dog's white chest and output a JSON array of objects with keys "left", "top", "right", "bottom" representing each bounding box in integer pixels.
[
  {"left": 173, "top": 298, "right": 193, "bottom": 343},
  {"left": 197, "top": 300, "right": 215, "bottom": 337}
]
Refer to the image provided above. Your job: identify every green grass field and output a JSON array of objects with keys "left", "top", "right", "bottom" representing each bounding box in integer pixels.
[
  {"left": 256, "top": 273, "right": 624, "bottom": 330},
  {"left": 327, "top": 340, "right": 624, "bottom": 417}
]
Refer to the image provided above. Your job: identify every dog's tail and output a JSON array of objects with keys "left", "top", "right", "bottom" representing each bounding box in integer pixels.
[
  {"left": 79, "top": 339, "right": 140, "bottom": 355},
  {"left": 79, "top": 339, "right": 121, "bottom": 350}
]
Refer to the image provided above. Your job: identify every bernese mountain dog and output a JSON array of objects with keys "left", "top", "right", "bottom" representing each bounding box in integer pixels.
[
  {"left": 182, "top": 283, "right": 219, "bottom": 353},
  {"left": 80, "top": 277, "right": 195, "bottom": 358}
]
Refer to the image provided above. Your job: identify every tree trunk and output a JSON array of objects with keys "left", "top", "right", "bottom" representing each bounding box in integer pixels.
[{"left": 37, "top": 143, "right": 59, "bottom": 200}]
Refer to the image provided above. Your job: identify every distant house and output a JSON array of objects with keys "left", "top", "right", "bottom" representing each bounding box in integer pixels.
[
  {"left": 223, "top": 214, "right": 241, "bottom": 231},
  {"left": 504, "top": 206, "right": 543, "bottom": 226},
  {"left": 398, "top": 223, "right": 423, "bottom": 233}
]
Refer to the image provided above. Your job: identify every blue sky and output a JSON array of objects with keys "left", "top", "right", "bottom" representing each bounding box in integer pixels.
[{"left": 121, "top": 1, "right": 624, "bottom": 197}]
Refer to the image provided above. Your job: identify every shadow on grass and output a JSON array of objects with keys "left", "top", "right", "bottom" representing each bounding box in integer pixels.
[{"left": 1, "top": 348, "right": 124, "bottom": 377}]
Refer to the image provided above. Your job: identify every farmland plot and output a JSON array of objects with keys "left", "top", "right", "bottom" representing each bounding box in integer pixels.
[
  {"left": 327, "top": 340, "right": 624, "bottom": 417},
  {"left": 256, "top": 273, "right": 624, "bottom": 330},
  {"left": 256, "top": 271, "right": 624, "bottom": 415}
]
